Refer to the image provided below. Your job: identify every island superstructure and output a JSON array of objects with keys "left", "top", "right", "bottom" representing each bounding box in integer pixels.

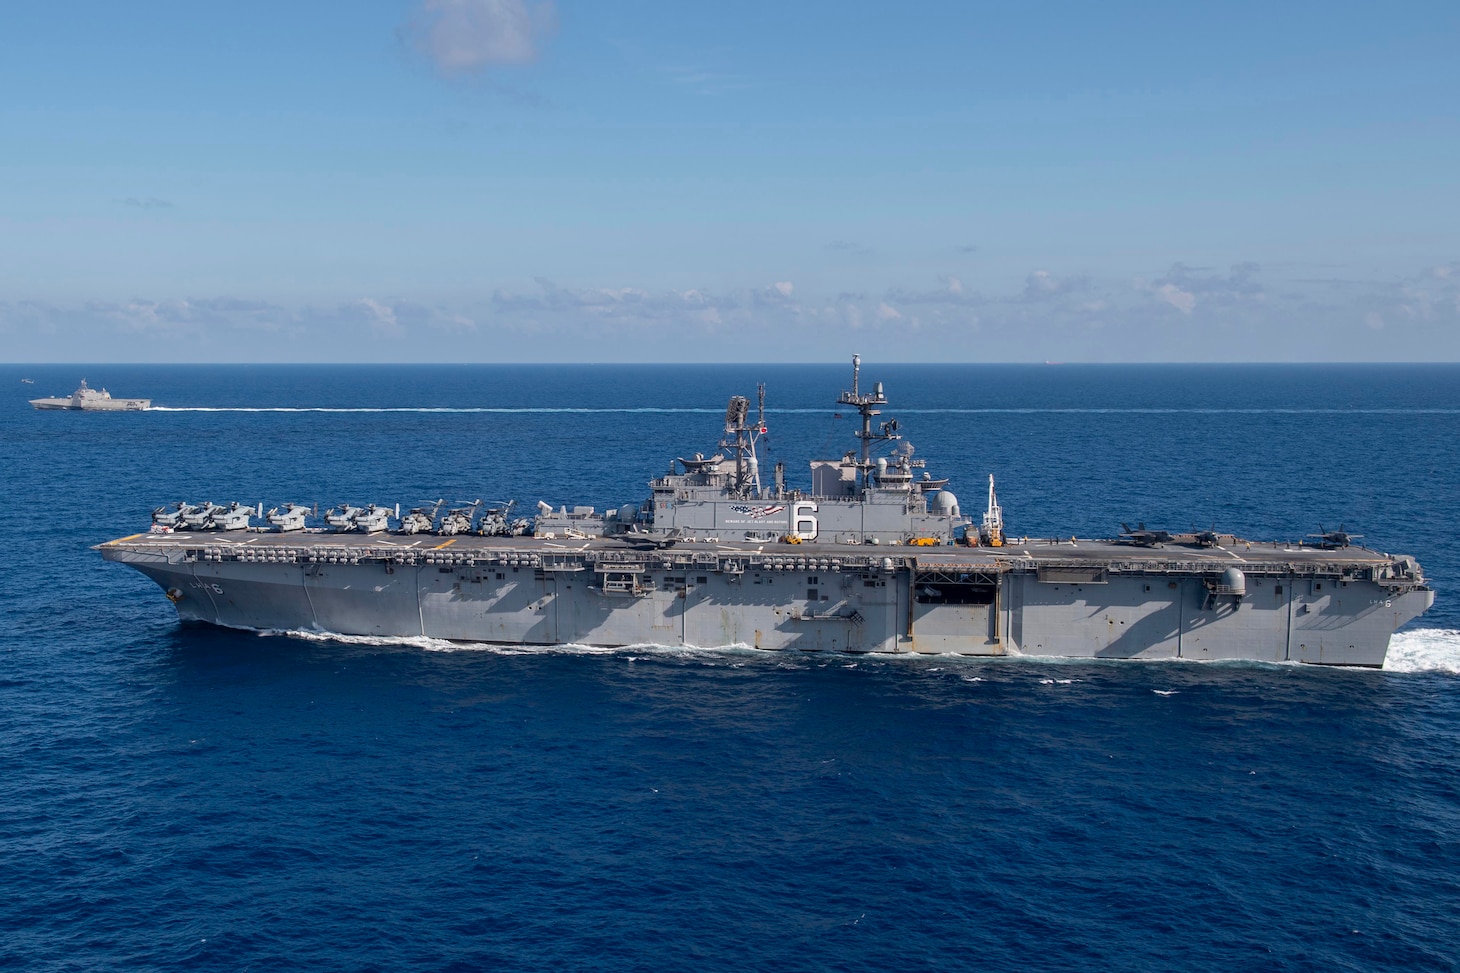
[{"left": 97, "top": 358, "right": 1434, "bottom": 666}]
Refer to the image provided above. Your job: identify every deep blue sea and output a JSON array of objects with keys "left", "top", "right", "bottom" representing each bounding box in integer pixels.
[{"left": 3, "top": 363, "right": 1459, "bottom": 972}]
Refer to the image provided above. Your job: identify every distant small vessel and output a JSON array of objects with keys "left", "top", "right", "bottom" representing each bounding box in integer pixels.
[
  {"left": 30, "top": 379, "right": 150, "bottom": 411},
  {"left": 20, "top": 378, "right": 34, "bottom": 384}
]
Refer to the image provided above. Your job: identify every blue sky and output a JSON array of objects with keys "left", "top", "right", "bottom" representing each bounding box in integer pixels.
[{"left": 3, "top": 0, "right": 1458, "bottom": 362}]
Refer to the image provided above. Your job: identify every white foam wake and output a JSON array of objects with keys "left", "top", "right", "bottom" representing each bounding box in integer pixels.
[
  {"left": 255, "top": 626, "right": 1460, "bottom": 674},
  {"left": 256, "top": 628, "right": 757, "bottom": 659},
  {"left": 1384, "top": 628, "right": 1460, "bottom": 674},
  {"left": 148, "top": 406, "right": 729, "bottom": 414},
  {"left": 146, "top": 406, "right": 1460, "bottom": 416}
]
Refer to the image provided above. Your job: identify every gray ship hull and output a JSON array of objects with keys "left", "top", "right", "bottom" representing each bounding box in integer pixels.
[
  {"left": 100, "top": 533, "right": 1433, "bottom": 666},
  {"left": 31, "top": 398, "right": 150, "bottom": 411},
  {"left": 30, "top": 380, "right": 149, "bottom": 411}
]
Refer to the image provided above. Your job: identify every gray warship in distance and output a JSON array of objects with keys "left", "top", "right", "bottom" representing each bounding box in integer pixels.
[
  {"left": 98, "top": 357, "right": 1434, "bottom": 666},
  {"left": 31, "top": 379, "right": 150, "bottom": 411}
]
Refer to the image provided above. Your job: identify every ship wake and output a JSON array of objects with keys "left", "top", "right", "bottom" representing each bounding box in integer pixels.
[
  {"left": 249, "top": 626, "right": 1460, "bottom": 674},
  {"left": 146, "top": 405, "right": 1460, "bottom": 415},
  {"left": 255, "top": 628, "right": 759, "bottom": 659},
  {"left": 1384, "top": 628, "right": 1460, "bottom": 674},
  {"left": 147, "top": 406, "right": 729, "bottom": 414}
]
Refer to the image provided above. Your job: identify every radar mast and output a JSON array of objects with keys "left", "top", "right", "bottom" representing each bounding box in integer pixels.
[
  {"left": 720, "top": 385, "right": 766, "bottom": 498},
  {"left": 837, "top": 354, "right": 900, "bottom": 491}
]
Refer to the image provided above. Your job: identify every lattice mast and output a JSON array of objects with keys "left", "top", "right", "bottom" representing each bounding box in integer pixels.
[
  {"left": 837, "top": 354, "right": 900, "bottom": 491},
  {"left": 721, "top": 385, "right": 766, "bottom": 498}
]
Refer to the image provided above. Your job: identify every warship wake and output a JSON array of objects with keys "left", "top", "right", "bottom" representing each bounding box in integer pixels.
[{"left": 98, "top": 358, "right": 1434, "bottom": 666}]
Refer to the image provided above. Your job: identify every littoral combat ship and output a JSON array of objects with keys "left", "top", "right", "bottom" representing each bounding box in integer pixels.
[
  {"left": 31, "top": 379, "right": 150, "bottom": 411},
  {"left": 98, "top": 358, "right": 1433, "bottom": 666}
]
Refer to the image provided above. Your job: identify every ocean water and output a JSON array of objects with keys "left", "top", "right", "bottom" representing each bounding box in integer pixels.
[{"left": 3, "top": 363, "right": 1458, "bottom": 972}]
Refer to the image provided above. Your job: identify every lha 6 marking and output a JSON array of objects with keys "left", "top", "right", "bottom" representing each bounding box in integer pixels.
[{"left": 792, "top": 501, "right": 819, "bottom": 540}]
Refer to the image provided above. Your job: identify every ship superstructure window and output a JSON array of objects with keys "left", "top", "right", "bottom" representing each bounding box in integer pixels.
[
  {"left": 807, "top": 588, "right": 818, "bottom": 601},
  {"left": 697, "top": 576, "right": 708, "bottom": 585}
]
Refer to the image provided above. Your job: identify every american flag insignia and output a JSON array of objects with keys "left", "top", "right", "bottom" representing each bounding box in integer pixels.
[{"left": 730, "top": 504, "right": 786, "bottom": 519}]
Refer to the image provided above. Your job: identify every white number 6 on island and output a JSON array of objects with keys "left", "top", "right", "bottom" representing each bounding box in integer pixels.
[{"left": 792, "top": 501, "right": 819, "bottom": 541}]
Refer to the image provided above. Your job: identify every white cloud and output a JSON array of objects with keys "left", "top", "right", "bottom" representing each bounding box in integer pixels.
[
  {"left": 88, "top": 299, "right": 198, "bottom": 333},
  {"left": 1390, "top": 262, "right": 1460, "bottom": 321},
  {"left": 887, "top": 277, "right": 983, "bottom": 307},
  {"left": 1021, "top": 270, "right": 1090, "bottom": 302},
  {"left": 1154, "top": 282, "right": 1196, "bottom": 314},
  {"left": 404, "top": 0, "right": 558, "bottom": 76},
  {"left": 355, "top": 298, "right": 402, "bottom": 336},
  {"left": 11, "top": 259, "right": 1460, "bottom": 362},
  {"left": 1139, "top": 263, "right": 1266, "bottom": 316}
]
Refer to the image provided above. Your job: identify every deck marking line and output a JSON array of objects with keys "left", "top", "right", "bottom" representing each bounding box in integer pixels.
[{"left": 431, "top": 539, "right": 458, "bottom": 550}]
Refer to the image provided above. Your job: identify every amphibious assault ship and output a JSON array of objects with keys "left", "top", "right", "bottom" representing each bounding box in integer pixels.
[
  {"left": 31, "top": 379, "right": 150, "bottom": 411},
  {"left": 98, "top": 358, "right": 1433, "bottom": 666}
]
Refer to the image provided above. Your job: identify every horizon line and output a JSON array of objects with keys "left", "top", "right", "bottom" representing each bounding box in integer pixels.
[{"left": 6, "top": 360, "right": 1460, "bottom": 368}]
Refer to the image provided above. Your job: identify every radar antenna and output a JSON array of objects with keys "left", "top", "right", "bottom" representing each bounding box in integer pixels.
[
  {"left": 837, "top": 353, "right": 899, "bottom": 491},
  {"left": 720, "top": 389, "right": 765, "bottom": 498}
]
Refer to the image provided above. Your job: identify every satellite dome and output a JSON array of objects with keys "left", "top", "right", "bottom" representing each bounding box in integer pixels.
[{"left": 1221, "top": 567, "right": 1247, "bottom": 596}]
